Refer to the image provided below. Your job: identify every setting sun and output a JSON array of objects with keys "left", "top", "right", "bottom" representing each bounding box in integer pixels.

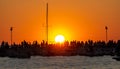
[{"left": 55, "top": 35, "right": 65, "bottom": 43}]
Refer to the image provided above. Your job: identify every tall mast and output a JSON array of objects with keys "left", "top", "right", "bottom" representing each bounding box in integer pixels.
[{"left": 46, "top": 3, "right": 48, "bottom": 43}]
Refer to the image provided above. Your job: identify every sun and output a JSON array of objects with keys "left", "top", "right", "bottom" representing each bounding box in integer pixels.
[{"left": 55, "top": 35, "right": 65, "bottom": 43}]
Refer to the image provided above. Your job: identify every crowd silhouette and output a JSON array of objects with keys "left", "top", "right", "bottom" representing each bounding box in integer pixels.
[{"left": 0, "top": 40, "right": 120, "bottom": 58}]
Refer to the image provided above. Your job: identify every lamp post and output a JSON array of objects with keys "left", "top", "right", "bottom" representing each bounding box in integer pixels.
[
  {"left": 105, "top": 26, "right": 108, "bottom": 43},
  {"left": 10, "top": 27, "right": 13, "bottom": 45}
]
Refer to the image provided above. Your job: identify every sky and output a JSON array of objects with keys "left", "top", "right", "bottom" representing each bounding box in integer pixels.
[{"left": 0, "top": 0, "right": 120, "bottom": 43}]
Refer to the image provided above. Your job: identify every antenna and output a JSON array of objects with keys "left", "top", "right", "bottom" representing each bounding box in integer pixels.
[
  {"left": 105, "top": 26, "right": 108, "bottom": 43},
  {"left": 46, "top": 3, "right": 48, "bottom": 43}
]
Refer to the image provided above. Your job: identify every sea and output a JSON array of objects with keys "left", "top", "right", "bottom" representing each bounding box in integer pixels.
[{"left": 0, "top": 56, "right": 120, "bottom": 69}]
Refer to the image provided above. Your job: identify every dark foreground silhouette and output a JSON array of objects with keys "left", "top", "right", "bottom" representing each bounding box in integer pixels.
[{"left": 0, "top": 40, "right": 120, "bottom": 59}]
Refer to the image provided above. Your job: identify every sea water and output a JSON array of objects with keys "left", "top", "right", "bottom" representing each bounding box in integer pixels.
[{"left": 0, "top": 56, "right": 120, "bottom": 69}]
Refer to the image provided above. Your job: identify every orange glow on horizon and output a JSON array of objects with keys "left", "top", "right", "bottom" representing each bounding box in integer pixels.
[{"left": 0, "top": 0, "right": 120, "bottom": 44}]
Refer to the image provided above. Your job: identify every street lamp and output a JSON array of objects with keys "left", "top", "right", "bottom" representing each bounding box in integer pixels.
[
  {"left": 105, "top": 26, "right": 108, "bottom": 43},
  {"left": 10, "top": 27, "right": 13, "bottom": 45}
]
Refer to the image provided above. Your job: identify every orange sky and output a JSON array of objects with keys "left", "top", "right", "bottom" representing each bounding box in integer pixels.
[{"left": 0, "top": 0, "right": 120, "bottom": 43}]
